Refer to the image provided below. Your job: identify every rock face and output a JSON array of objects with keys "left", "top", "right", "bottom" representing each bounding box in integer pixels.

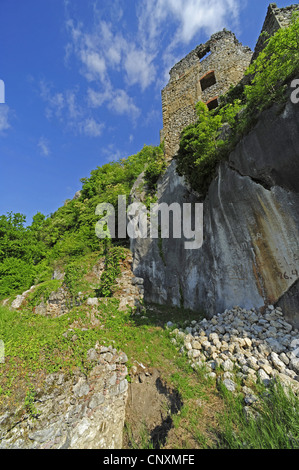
[
  {"left": 10, "top": 286, "right": 36, "bottom": 310},
  {"left": 131, "top": 98, "right": 299, "bottom": 328},
  {"left": 0, "top": 345, "right": 128, "bottom": 449},
  {"left": 35, "top": 287, "right": 74, "bottom": 317}
]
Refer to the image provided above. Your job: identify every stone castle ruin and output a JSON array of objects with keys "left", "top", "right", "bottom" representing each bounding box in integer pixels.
[
  {"left": 161, "top": 30, "right": 252, "bottom": 161},
  {"left": 161, "top": 3, "right": 299, "bottom": 161},
  {"left": 252, "top": 2, "right": 299, "bottom": 61}
]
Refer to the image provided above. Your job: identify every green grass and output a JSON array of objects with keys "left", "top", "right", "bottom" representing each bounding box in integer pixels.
[
  {"left": 124, "top": 421, "right": 156, "bottom": 450},
  {"left": 216, "top": 379, "right": 299, "bottom": 449},
  {"left": 0, "top": 299, "right": 217, "bottom": 448},
  {"left": 1, "top": 300, "right": 299, "bottom": 449}
]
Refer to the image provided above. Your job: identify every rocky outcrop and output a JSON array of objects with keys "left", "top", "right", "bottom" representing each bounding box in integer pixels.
[
  {"left": 7, "top": 253, "right": 144, "bottom": 318},
  {"left": 131, "top": 97, "right": 299, "bottom": 328},
  {"left": 9, "top": 285, "right": 36, "bottom": 310},
  {"left": 34, "top": 287, "right": 75, "bottom": 317},
  {"left": 0, "top": 345, "right": 128, "bottom": 449}
]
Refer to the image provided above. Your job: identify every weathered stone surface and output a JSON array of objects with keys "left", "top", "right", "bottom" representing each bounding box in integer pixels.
[
  {"left": 162, "top": 29, "right": 252, "bottom": 160},
  {"left": 222, "top": 378, "right": 236, "bottom": 392},
  {"left": 252, "top": 3, "right": 299, "bottom": 61},
  {"left": 229, "top": 98, "right": 299, "bottom": 193},
  {"left": 10, "top": 285, "right": 36, "bottom": 309},
  {"left": 131, "top": 98, "right": 299, "bottom": 327},
  {"left": 86, "top": 298, "right": 99, "bottom": 307},
  {"left": 0, "top": 346, "right": 128, "bottom": 449},
  {"left": 35, "top": 287, "right": 76, "bottom": 318},
  {"left": 52, "top": 269, "right": 65, "bottom": 281},
  {"left": 170, "top": 305, "right": 299, "bottom": 398}
]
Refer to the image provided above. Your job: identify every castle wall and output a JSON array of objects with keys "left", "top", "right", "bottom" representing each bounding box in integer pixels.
[
  {"left": 161, "top": 30, "right": 252, "bottom": 161},
  {"left": 252, "top": 3, "right": 299, "bottom": 61}
]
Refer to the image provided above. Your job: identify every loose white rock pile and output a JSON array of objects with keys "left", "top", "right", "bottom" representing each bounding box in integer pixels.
[{"left": 169, "top": 305, "right": 299, "bottom": 401}]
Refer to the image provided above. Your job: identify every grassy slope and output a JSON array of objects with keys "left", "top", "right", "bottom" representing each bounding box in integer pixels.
[{"left": 1, "top": 287, "right": 299, "bottom": 449}]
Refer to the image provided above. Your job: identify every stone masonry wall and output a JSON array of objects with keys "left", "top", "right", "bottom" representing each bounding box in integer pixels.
[
  {"left": 252, "top": 3, "right": 299, "bottom": 61},
  {"left": 0, "top": 345, "right": 129, "bottom": 449},
  {"left": 161, "top": 30, "right": 252, "bottom": 160}
]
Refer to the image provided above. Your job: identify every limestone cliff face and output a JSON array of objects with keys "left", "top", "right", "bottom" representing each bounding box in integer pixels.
[{"left": 130, "top": 97, "right": 299, "bottom": 328}]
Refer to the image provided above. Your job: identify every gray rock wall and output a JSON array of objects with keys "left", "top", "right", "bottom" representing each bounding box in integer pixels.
[{"left": 131, "top": 98, "right": 299, "bottom": 328}]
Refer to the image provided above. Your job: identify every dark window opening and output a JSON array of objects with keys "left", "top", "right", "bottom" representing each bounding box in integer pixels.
[
  {"left": 200, "top": 71, "right": 216, "bottom": 92},
  {"left": 206, "top": 97, "right": 219, "bottom": 111},
  {"left": 197, "top": 47, "right": 211, "bottom": 61}
]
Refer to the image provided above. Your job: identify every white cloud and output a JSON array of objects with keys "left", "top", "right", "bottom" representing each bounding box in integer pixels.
[
  {"left": 80, "top": 50, "right": 107, "bottom": 82},
  {"left": 0, "top": 105, "right": 11, "bottom": 134},
  {"left": 66, "top": 15, "right": 156, "bottom": 92},
  {"left": 108, "top": 89, "right": 140, "bottom": 119},
  {"left": 81, "top": 118, "right": 104, "bottom": 137},
  {"left": 40, "top": 81, "right": 90, "bottom": 135},
  {"left": 40, "top": 81, "right": 66, "bottom": 120},
  {"left": 87, "top": 86, "right": 140, "bottom": 121},
  {"left": 38, "top": 137, "right": 50, "bottom": 157},
  {"left": 65, "top": 89, "right": 81, "bottom": 120},
  {"left": 87, "top": 87, "right": 111, "bottom": 108},
  {"left": 138, "top": 0, "right": 240, "bottom": 47},
  {"left": 101, "top": 143, "right": 125, "bottom": 162},
  {"left": 124, "top": 47, "right": 156, "bottom": 91},
  {"left": 107, "top": 42, "right": 122, "bottom": 68}
]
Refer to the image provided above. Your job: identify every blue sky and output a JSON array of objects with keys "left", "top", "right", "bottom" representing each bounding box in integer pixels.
[{"left": 0, "top": 0, "right": 293, "bottom": 224}]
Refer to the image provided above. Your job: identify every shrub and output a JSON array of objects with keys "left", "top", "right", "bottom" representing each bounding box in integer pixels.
[
  {"left": 95, "top": 246, "right": 126, "bottom": 298},
  {"left": 245, "top": 13, "right": 299, "bottom": 111},
  {"left": 64, "top": 261, "right": 88, "bottom": 299},
  {"left": 144, "top": 147, "right": 166, "bottom": 193},
  {"left": 0, "top": 258, "right": 36, "bottom": 299},
  {"left": 175, "top": 100, "right": 242, "bottom": 195}
]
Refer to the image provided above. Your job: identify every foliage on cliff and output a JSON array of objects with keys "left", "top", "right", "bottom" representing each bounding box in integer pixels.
[
  {"left": 175, "top": 100, "right": 242, "bottom": 195},
  {"left": 175, "top": 14, "right": 299, "bottom": 195},
  {"left": 0, "top": 144, "right": 165, "bottom": 300},
  {"left": 245, "top": 11, "right": 299, "bottom": 110}
]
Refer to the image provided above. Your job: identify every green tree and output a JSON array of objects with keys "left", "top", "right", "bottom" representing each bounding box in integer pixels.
[{"left": 245, "top": 13, "right": 299, "bottom": 110}]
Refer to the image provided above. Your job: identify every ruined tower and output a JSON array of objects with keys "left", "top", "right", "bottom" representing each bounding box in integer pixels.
[
  {"left": 252, "top": 3, "right": 299, "bottom": 61},
  {"left": 161, "top": 29, "right": 253, "bottom": 161},
  {"left": 160, "top": 3, "right": 299, "bottom": 162}
]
